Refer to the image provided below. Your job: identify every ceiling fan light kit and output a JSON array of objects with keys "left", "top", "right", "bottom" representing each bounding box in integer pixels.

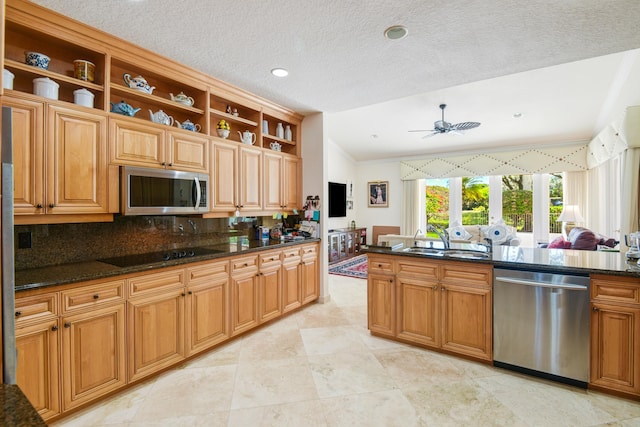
[{"left": 409, "top": 103, "right": 481, "bottom": 138}]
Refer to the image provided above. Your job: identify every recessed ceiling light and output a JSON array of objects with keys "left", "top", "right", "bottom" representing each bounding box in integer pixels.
[
  {"left": 371, "top": 134, "right": 379, "bottom": 139},
  {"left": 271, "top": 68, "right": 289, "bottom": 77},
  {"left": 384, "top": 25, "right": 408, "bottom": 40},
  {"left": 513, "top": 112, "right": 523, "bottom": 118}
]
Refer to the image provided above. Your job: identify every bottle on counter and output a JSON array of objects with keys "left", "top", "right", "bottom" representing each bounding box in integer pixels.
[
  {"left": 276, "top": 123, "right": 284, "bottom": 139},
  {"left": 285, "top": 125, "right": 292, "bottom": 141}
]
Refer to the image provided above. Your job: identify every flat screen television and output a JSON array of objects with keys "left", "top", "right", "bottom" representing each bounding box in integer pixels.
[{"left": 328, "top": 182, "right": 347, "bottom": 218}]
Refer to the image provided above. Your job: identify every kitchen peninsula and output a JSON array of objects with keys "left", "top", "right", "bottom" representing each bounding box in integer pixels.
[{"left": 365, "top": 243, "right": 640, "bottom": 402}]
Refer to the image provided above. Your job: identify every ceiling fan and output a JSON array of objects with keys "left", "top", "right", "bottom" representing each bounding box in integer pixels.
[{"left": 409, "top": 104, "right": 481, "bottom": 138}]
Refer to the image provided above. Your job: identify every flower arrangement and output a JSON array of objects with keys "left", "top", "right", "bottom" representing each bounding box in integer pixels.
[{"left": 217, "top": 119, "right": 230, "bottom": 130}]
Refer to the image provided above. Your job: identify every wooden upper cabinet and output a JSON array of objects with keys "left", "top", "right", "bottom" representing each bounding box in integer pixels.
[
  {"left": 167, "top": 130, "right": 209, "bottom": 173},
  {"left": 283, "top": 155, "right": 300, "bottom": 210},
  {"left": 210, "top": 140, "right": 238, "bottom": 212},
  {"left": 238, "top": 146, "right": 262, "bottom": 212},
  {"left": 263, "top": 151, "right": 283, "bottom": 210},
  {"left": 4, "top": 95, "right": 44, "bottom": 215},
  {"left": 47, "top": 104, "right": 109, "bottom": 214},
  {"left": 109, "top": 118, "right": 165, "bottom": 168}
]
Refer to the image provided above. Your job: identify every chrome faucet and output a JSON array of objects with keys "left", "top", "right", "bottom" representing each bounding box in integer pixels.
[
  {"left": 427, "top": 224, "right": 450, "bottom": 249},
  {"left": 482, "top": 237, "right": 493, "bottom": 254},
  {"left": 413, "top": 228, "right": 422, "bottom": 247},
  {"left": 188, "top": 219, "right": 197, "bottom": 233}
]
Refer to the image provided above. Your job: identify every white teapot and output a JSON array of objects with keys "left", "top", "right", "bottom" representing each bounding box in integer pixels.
[
  {"left": 170, "top": 92, "right": 195, "bottom": 107},
  {"left": 123, "top": 73, "right": 155, "bottom": 94},
  {"left": 238, "top": 130, "right": 256, "bottom": 145},
  {"left": 149, "top": 109, "right": 174, "bottom": 126},
  {"left": 175, "top": 119, "right": 201, "bottom": 132}
]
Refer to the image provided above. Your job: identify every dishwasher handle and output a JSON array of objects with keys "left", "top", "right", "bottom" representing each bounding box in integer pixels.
[{"left": 495, "top": 276, "right": 588, "bottom": 291}]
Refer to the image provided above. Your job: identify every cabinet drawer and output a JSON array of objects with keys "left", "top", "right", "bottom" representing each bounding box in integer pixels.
[
  {"left": 187, "top": 260, "right": 230, "bottom": 285},
  {"left": 397, "top": 259, "right": 438, "bottom": 279},
  {"left": 440, "top": 263, "right": 492, "bottom": 288},
  {"left": 259, "top": 251, "right": 282, "bottom": 268},
  {"left": 62, "top": 279, "right": 125, "bottom": 313},
  {"left": 301, "top": 244, "right": 318, "bottom": 258},
  {"left": 128, "top": 268, "right": 185, "bottom": 297},
  {"left": 282, "top": 248, "right": 301, "bottom": 265},
  {"left": 368, "top": 256, "right": 395, "bottom": 274},
  {"left": 15, "top": 293, "right": 58, "bottom": 325},
  {"left": 591, "top": 275, "right": 640, "bottom": 304},
  {"left": 231, "top": 255, "right": 258, "bottom": 275}
]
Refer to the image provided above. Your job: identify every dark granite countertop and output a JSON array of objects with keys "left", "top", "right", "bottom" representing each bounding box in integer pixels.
[
  {"left": 15, "top": 238, "right": 320, "bottom": 292},
  {"left": 0, "top": 384, "right": 46, "bottom": 427},
  {"left": 364, "top": 243, "right": 640, "bottom": 277}
]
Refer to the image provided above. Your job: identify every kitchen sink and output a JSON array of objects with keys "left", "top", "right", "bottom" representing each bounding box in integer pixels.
[
  {"left": 402, "top": 247, "right": 445, "bottom": 256},
  {"left": 401, "top": 247, "right": 490, "bottom": 259}
]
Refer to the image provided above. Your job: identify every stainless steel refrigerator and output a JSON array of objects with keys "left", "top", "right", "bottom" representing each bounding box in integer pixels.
[{"left": 2, "top": 105, "right": 16, "bottom": 384}]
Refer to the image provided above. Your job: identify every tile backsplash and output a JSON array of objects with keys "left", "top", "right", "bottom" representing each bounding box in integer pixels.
[{"left": 14, "top": 216, "right": 260, "bottom": 270}]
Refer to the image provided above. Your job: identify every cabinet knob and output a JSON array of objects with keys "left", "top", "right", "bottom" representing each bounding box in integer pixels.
[
  {"left": 188, "top": 291, "right": 193, "bottom": 295},
  {"left": 15, "top": 311, "right": 21, "bottom": 317},
  {"left": 36, "top": 204, "right": 43, "bottom": 209},
  {"left": 51, "top": 325, "right": 58, "bottom": 331},
  {"left": 377, "top": 264, "right": 382, "bottom": 268},
  {"left": 64, "top": 322, "right": 71, "bottom": 328},
  {"left": 161, "top": 162, "right": 166, "bottom": 166},
  {"left": 93, "top": 294, "right": 99, "bottom": 299},
  {"left": 49, "top": 203, "right": 55, "bottom": 208},
  {"left": 592, "top": 306, "right": 599, "bottom": 312},
  {"left": 433, "top": 285, "right": 438, "bottom": 290},
  {"left": 181, "top": 292, "right": 186, "bottom": 297},
  {"left": 168, "top": 163, "right": 173, "bottom": 167},
  {"left": 441, "top": 286, "right": 446, "bottom": 291}
]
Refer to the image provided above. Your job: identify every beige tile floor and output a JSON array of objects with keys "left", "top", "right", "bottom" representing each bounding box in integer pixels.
[{"left": 51, "top": 274, "right": 640, "bottom": 427}]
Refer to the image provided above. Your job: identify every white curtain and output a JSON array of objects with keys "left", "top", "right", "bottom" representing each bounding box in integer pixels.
[
  {"left": 585, "top": 157, "right": 620, "bottom": 239},
  {"left": 620, "top": 148, "right": 640, "bottom": 240},
  {"left": 401, "top": 180, "right": 422, "bottom": 235}
]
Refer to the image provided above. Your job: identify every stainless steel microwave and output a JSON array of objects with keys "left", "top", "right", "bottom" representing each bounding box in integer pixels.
[{"left": 121, "top": 166, "right": 209, "bottom": 215}]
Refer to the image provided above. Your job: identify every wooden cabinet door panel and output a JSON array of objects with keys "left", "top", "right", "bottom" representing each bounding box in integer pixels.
[
  {"left": 5, "top": 96, "right": 44, "bottom": 215},
  {"left": 187, "top": 278, "right": 229, "bottom": 356},
  {"left": 47, "top": 105, "right": 108, "bottom": 214},
  {"left": 259, "top": 266, "right": 282, "bottom": 323},
  {"left": 396, "top": 278, "right": 439, "bottom": 347},
  {"left": 263, "top": 152, "right": 282, "bottom": 210},
  {"left": 238, "top": 146, "right": 262, "bottom": 211},
  {"left": 61, "top": 304, "right": 126, "bottom": 411},
  {"left": 440, "top": 284, "right": 492, "bottom": 361},
  {"left": 16, "top": 319, "right": 60, "bottom": 421},
  {"left": 367, "top": 273, "right": 395, "bottom": 336},
  {"left": 283, "top": 156, "right": 299, "bottom": 210},
  {"left": 231, "top": 273, "right": 259, "bottom": 336},
  {"left": 301, "top": 252, "right": 319, "bottom": 304},
  {"left": 211, "top": 141, "right": 238, "bottom": 211},
  {"left": 167, "top": 131, "right": 209, "bottom": 172},
  {"left": 590, "top": 303, "right": 640, "bottom": 394},
  {"left": 109, "top": 118, "right": 165, "bottom": 167},
  {"left": 282, "top": 254, "right": 302, "bottom": 313},
  {"left": 128, "top": 290, "right": 185, "bottom": 382}
]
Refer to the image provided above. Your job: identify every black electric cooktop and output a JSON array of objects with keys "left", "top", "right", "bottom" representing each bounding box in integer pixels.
[{"left": 98, "top": 247, "right": 225, "bottom": 268}]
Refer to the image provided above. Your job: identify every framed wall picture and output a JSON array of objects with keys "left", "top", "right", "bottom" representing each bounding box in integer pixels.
[{"left": 368, "top": 181, "right": 389, "bottom": 207}]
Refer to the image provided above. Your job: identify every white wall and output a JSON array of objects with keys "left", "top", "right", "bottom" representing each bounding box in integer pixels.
[
  {"left": 327, "top": 139, "right": 358, "bottom": 231},
  {"left": 355, "top": 161, "right": 403, "bottom": 245}
]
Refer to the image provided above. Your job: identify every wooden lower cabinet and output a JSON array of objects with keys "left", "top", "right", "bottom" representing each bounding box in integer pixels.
[
  {"left": 16, "top": 317, "right": 60, "bottom": 421},
  {"left": 61, "top": 303, "right": 126, "bottom": 411},
  {"left": 258, "top": 251, "right": 283, "bottom": 323},
  {"left": 127, "top": 288, "right": 185, "bottom": 382},
  {"left": 282, "top": 247, "right": 303, "bottom": 313},
  {"left": 367, "top": 254, "right": 492, "bottom": 362},
  {"left": 14, "top": 243, "right": 320, "bottom": 421},
  {"left": 301, "top": 244, "right": 319, "bottom": 304},
  {"left": 186, "top": 261, "right": 230, "bottom": 356},
  {"left": 230, "top": 255, "right": 260, "bottom": 336},
  {"left": 590, "top": 275, "right": 640, "bottom": 398}
]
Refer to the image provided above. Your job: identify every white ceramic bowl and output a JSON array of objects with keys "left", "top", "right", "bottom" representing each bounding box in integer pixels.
[{"left": 25, "top": 51, "right": 50, "bottom": 69}]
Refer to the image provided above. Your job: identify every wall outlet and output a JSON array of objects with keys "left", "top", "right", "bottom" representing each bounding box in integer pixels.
[{"left": 18, "top": 232, "right": 32, "bottom": 249}]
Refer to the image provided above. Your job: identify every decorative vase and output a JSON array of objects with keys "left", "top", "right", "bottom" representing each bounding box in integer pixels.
[
  {"left": 262, "top": 119, "right": 269, "bottom": 134},
  {"left": 285, "top": 125, "right": 292, "bottom": 141},
  {"left": 276, "top": 122, "right": 284, "bottom": 139},
  {"left": 217, "top": 129, "right": 230, "bottom": 139}
]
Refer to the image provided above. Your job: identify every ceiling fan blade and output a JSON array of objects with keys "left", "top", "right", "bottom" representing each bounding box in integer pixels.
[
  {"left": 421, "top": 132, "right": 438, "bottom": 139},
  {"left": 408, "top": 129, "right": 435, "bottom": 133},
  {"left": 451, "top": 121, "right": 481, "bottom": 131}
]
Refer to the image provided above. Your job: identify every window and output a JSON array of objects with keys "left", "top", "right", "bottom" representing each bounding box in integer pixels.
[
  {"left": 501, "top": 175, "right": 533, "bottom": 232},
  {"left": 549, "top": 173, "right": 563, "bottom": 235},
  {"left": 425, "top": 178, "right": 449, "bottom": 229},
  {"left": 462, "top": 176, "right": 489, "bottom": 226}
]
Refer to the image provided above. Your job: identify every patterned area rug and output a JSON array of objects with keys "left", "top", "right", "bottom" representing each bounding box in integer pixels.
[{"left": 328, "top": 255, "right": 368, "bottom": 279}]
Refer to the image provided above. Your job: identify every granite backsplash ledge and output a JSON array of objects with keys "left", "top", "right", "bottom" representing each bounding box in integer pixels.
[{"left": 14, "top": 216, "right": 260, "bottom": 270}]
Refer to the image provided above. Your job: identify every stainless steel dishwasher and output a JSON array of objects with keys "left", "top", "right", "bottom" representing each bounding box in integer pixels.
[{"left": 493, "top": 268, "right": 590, "bottom": 387}]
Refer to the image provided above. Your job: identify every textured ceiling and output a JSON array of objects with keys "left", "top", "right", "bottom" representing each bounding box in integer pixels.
[{"left": 30, "top": 0, "right": 640, "bottom": 162}]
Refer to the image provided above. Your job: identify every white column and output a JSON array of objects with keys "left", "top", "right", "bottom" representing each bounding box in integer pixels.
[
  {"left": 488, "top": 175, "right": 502, "bottom": 224},
  {"left": 533, "top": 174, "right": 550, "bottom": 244},
  {"left": 448, "top": 177, "right": 462, "bottom": 225}
]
